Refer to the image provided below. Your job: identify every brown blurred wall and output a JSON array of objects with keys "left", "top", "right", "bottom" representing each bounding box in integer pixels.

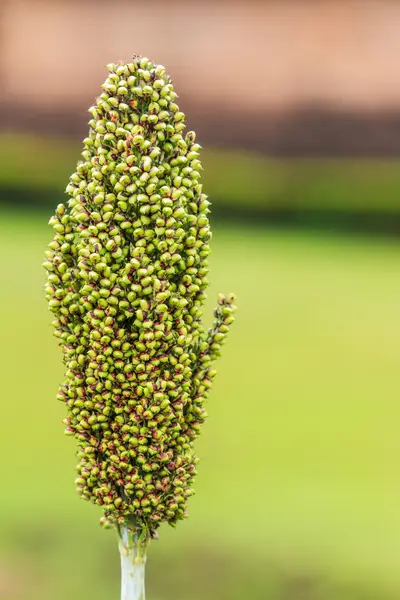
[{"left": 2, "top": 0, "right": 400, "bottom": 154}]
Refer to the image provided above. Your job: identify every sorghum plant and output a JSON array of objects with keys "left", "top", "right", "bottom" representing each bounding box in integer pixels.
[{"left": 43, "top": 55, "right": 236, "bottom": 600}]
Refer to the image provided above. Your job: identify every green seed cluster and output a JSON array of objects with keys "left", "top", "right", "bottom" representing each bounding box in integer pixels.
[{"left": 43, "top": 56, "right": 236, "bottom": 536}]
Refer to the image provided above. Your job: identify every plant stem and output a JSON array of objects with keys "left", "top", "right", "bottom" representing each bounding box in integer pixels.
[{"left": 118, "top": 525, "right": 147, "bottom": 600}]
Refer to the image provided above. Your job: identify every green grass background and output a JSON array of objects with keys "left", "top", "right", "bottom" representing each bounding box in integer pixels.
[{"left": 1, "top": 209, "right": 400, "bottom": 599}]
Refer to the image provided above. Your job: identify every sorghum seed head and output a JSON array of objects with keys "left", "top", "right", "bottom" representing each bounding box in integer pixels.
[{"left": 44, "top": 55, "right": 236, "bottom": 538}]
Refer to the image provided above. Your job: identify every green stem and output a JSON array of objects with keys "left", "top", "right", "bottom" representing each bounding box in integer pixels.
[{"left": 117, "top": 525, "right": 148, "bottom": 600}]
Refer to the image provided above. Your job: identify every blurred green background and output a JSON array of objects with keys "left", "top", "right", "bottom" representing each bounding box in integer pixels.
[
  {"left": 2, "top": 210, "right": 400, "bottom": 600},
  {"left": 3, "top": 2, "right": 400, "bottom": 599}
]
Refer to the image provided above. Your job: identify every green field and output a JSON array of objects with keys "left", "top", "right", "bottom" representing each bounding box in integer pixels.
[{"left": 1, "top": 209, "right": 400, "bottom": 599}]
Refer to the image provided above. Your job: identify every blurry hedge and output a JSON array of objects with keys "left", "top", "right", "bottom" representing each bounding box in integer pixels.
[{"left": 1, "top": 134, "right": 400, "bottom": 223}]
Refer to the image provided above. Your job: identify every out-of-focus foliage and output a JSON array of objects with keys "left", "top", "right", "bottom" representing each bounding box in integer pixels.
[{"left": 2, "top": 135, "right": 400, "bottom": 217}]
